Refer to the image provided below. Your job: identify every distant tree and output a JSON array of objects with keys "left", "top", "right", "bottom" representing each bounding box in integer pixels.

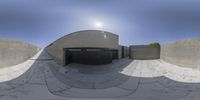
[{"left": 149, "top": 42, "right": 160, "bottom": 47}]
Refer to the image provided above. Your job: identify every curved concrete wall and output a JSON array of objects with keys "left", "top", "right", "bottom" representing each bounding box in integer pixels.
[
  {"left": 0, "top": 39, "right": 41, "bottom": 67},
  {"left": 161, "top": 39, "right": 200, "bottom": 68},
  {"left": 46, "top": 30, "right": 119, "bottom": 65}
]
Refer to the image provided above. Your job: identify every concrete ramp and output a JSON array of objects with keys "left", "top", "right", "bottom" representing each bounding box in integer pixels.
[{"left": 0, "top": 50, "right": 200, "bottom": 100}]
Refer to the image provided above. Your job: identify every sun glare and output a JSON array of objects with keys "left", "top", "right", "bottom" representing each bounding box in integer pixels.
[{"left": 94, "top": 21, "right": 103, "bottom": 28}]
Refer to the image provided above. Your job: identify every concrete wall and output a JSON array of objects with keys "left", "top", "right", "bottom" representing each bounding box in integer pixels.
[
  {"left": 0, "top": 39, "right": 40, "bottom": 67},
  {"left": 129, "top": 45, "right": 160, "bottom": 59},
  {"left": 118, "top": 46, "right": 129, "bottom": 59},
  {"left": 118, "top": 46, "right": 122, "bottom": 59},
  {"left": 46, "top": 30, "right": 119, "bottom": 65},
  {"left": 122, "top": 46, "right": 129, "bottom": 58},
  {"left": 161, "top": 39, "right": 200, "bottom": 68}
]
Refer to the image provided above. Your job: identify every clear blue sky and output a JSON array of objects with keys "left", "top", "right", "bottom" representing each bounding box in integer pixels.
[{"left": 0, "top": 0, "right": 200, "bottom": 47}]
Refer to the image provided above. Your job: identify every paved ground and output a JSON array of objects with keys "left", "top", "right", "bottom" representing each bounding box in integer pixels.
[{"left": 0, "top": 50, "right": 200, "bottom": 100}]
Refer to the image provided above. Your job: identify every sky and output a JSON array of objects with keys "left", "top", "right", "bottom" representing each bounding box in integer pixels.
[{"left": 0, "top": 0, "right": 200, "bottom": 47}]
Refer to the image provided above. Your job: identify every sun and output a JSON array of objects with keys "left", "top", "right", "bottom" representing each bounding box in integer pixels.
[{"left": 94, "top": 21, "right": 103, "bottom": 28}]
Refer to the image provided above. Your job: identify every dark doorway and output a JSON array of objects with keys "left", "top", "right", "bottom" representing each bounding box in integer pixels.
[
  {"left": 112, "top": 50, "right": 118, "bottom": 59},
  {"left": 64, "top": 48, "right": 115, "bottom": 65},
  {"left": 65, "top": 51, "right": 72, "bottom": 65},
  {"left": 122, "top": 46, "right": 125, "bottom": 58}
]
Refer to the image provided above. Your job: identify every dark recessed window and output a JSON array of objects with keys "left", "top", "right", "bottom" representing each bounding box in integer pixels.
[
  {"left": 86, "top": 49, "right": 101, "bottom": 51},
  {"left": 68, "top": 49, "right": 82, "bottom": 51}
]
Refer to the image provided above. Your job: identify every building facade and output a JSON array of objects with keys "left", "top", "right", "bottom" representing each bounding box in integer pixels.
[{"left": 46, "top": 30, "right": 120, "bottom": 65}]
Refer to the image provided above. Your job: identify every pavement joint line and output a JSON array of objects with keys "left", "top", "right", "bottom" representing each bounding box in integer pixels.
[
  {"left": 112, "top": 63, "right": 143, "bottom": 99},
  {"left": 116, "top": 86, "right": 134, "bottom": 92}
]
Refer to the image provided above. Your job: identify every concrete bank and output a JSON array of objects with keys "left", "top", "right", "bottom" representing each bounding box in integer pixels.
[
  {"left": 0, "top": 39, "right": 40, "bottom": 67},
  {"left": 161, "top": 39, "right": 200, "bottom": 68}
]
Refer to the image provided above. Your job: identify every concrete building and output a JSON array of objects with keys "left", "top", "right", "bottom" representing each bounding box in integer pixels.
[{"left": 46, "top": 30, "right": 128, "bottom": 65}]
